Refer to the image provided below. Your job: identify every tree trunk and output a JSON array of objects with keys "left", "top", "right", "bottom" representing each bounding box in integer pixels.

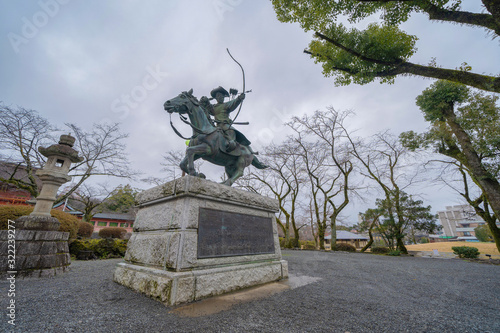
[
  {"left": 361, "top": 220, "right": 376, "bottom": 252},
  {"left": 318, "top": 225, "right": 325, "bottom": 250},
  {"left": 291, "top": 216, "right": 300, "bottom": 248},
  {"left": 442, "top": 105, "right": 500, "bottom": 251},
  {"left": 411, "top": 227, "right": 417, "bottom": 245},
  {"left": 310, "top": 206, "right": 318, "bottom": 248},
  {"left": 485, "top": 219, "right": 500, "bottom": 253},
  {"left": 442, "top": 105, "right": 500, "bottom": 227},
  {"left": 396, "top": 230, "right": 408, "bottom": 254},
  {"left": 284, "top": 215, "right": 291, "bottom": 248},
  {"left": 330, "top": 215, "right": 337, "bottom": 248},
  {"left": 276, "top": 217, "right": 290, "bottom": 248}
]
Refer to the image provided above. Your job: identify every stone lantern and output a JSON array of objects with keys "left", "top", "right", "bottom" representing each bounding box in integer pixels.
[
  {"left": 0, "top": 134, "right": 84, "bottom": 278},
  {"left": 17, "top": 134, "right": 84, "bottom": 231}
]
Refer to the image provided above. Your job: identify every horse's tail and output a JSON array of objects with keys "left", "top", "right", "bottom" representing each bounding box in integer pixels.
[{"left": 251, "top": 156, "right": 268, "bottom": 169}]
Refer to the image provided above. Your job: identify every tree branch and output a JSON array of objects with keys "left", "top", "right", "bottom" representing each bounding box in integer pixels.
[
  {"left": 421, "top": 1, "right": 499, "bottom": 35},
  {"left": 315, "top": 32, "right": 403, "bottom": 66},
  {"left": 306, "top": 44, "right": 500, "bottom": 93}
]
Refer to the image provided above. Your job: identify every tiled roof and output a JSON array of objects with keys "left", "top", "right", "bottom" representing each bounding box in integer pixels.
[
  {"left": 92, "top": 212, "right": 135, "bottom": 221},
  {"left": 325, "top": 230, "right": 369, "bottom": 240}
]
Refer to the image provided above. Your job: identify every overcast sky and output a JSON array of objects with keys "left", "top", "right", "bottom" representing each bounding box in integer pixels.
[{"left": 1, "top": 0, "right": 499, "bottom": 224}]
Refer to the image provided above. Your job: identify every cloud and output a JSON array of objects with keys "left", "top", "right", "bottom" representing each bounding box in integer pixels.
[{"left": 1, "top": 0, "right": 498, "bottom": 222}]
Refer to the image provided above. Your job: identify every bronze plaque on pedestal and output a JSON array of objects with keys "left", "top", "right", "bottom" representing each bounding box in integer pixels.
[{"left": 197, "top": 208, "right": 275, "bottom": 258}]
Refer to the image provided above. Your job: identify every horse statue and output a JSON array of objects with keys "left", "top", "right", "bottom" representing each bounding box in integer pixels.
[{"left": 164, "top": 89, "right": 267, "bottom": 186}]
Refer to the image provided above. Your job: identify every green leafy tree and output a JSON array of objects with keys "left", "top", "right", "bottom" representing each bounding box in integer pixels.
[
  {"left": 336, "top": 225, "right": 352, "bottom": 231},
  {"left": 374, "top": 191, "right": 440, "bottom": 252},
  {"left": 401, "top": 80, "right": 500, "bottom": 252},
  {"left": 358, "top": 208, "right": 384, "bottom": 252},
  {"left": 102, "top": 184, "right": 138, "bottom": 213},
  {"left": 272, "top": 0, "right": 500, "bottom": 93},
  {"left": 475, "top": 224, "right": 493, "bottom": 242}
]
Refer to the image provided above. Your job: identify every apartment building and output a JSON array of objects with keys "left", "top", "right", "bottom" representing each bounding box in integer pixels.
[{"left": 437, "top": 204, "right": 492, "bottom": 241}]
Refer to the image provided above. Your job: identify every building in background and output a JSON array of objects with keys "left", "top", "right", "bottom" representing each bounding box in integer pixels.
[
  {"left": 52, "top": 202, "right": 134, "bottom": 233},
  {"left": 0, "top": 163, "right": 39, "bottom": 205},
  {"left": 437, "top": 204, "right": 497, "bottom": 242},
  {"left": 325, "top": 231, "right": 369, "bottom": 249}
]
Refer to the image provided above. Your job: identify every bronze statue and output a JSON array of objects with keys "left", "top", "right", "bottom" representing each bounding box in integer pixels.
[
  {"left": 208, "top": 86, "right": 245, "bottom": 152},
  {"left": 164, "top": 89, "right": 267, "bottom": 186}
]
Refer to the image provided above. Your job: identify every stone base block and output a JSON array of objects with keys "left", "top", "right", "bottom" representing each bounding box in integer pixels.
[
  {"left": 113, "top": 260, "right": 288, "bottom": 306},
  {"left": 15, "top": 215, "right": 60, "bottom": 231},
  {"left": 114, "top": 176, "right": 288, "bottom": 306},
  {"left": 0, "top": 229, "right": 70, "bottom": 279}
]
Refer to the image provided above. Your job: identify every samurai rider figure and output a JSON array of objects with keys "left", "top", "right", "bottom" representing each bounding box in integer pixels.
[{"left": 200, "top": 86, "right": 253, "bottom": 153}]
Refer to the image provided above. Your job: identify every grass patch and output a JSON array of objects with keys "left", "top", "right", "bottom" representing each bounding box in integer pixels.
[{"left": 406, "top": 241, "right": 499, "bottom": 258}]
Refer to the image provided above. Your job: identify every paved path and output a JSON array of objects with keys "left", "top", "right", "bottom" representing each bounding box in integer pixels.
[{"left": 1, "top": 250, "right": 499, "bottom": 332}]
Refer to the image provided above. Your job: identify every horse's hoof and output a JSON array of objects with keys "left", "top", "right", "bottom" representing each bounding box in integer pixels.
[{"left": 198, "top": 173, "right": 206, "bottom": 179}]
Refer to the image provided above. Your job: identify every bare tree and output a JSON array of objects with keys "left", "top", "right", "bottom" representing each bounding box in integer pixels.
[
  {"left": 0, "top": 104, "right": 139, "bottom": 203},
  {"left": 141, "top": 150, "right": 204, "bottom": 186},
  {"left": 347, "top": 131, "right": 425, "bottom": 253},
  {"left": 288, "top": 108, "right": 357, "bottom": 249},
  {"left": 66, "top": 183, "right": 115, "bottom": 222},
  {"left": 292, "top": 138, "right": 333, "bottom": 249},
  {"left": 241, "top": 140, "right": 305, "bottom": 248},
  {"left": 56, "top": 122, "right": 139, "bottom": 204},
  {"left": 161, "top": 150, "right": 203, "bottom": 180},
  {"left": 0, "top": 105, "right": 56, "bottom": 196}
]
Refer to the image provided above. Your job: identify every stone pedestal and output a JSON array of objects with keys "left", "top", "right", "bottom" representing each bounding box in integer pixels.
[
  {"left": 0, "top": 135, "right": 81, "bottom": 278},
  {"left": 113, "top": 176, "right": 288, "bottom": 306},
  {"left": 0, "top": 229, "right": 71, "bottom": 279}
]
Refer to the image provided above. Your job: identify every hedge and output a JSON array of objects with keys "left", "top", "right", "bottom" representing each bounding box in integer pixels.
[
  {"left": 98, "top": 227, "right": 127, "bottom": 239},
  {"left": 452, "top": 246, "right": 480, "bottom": 259},
  {"left": 0, "top": 204, "right": 79, "bottom": 240},
  {"left": 77, "top": 221, "right": 94, "bottom": 238},
  {"left": 69, "top": 239, "right": 128, "bottom": 259},
  {"left": 387, "top": 249, "right": 401, "bottom": 256},
  {"left": 370, "top": 246, "right": 390, "bottom": 254},
  {"left": 332, "top": 243, "right": 356, "bottom": 252}
]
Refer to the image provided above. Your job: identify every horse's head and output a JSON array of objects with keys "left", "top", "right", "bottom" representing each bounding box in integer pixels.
[{"left": 164, "top": 88, "right": 199, "bottom": 114}]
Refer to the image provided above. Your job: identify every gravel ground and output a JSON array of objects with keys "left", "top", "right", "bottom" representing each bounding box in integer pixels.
[{"left": 1, "top": 250, "right": 499, "bottom": 333}]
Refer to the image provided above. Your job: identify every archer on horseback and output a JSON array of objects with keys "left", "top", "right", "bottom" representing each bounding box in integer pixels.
[
  {"left": 200, "top": 86, "right": 250, "bottom": 153},
  {"left": 163, "top": 49, "right": 267, "bottom": 186}
]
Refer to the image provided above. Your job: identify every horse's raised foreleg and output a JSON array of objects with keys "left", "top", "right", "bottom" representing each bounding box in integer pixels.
[{"left": 185, "top": 144, "right": 210, "bottom": 177}]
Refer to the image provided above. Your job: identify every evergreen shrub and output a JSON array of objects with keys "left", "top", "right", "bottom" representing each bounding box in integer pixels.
[
  {"left": 371, "top": 246, "right": 390, "bottom": 254},
  {"left": 78, "top": 221, "right": 94, "bottom": 238},
  {"left": 301, "top": 240, "right": 317, "bottom": 250},
  {"left": 332, "top": 243, "right": 356, "bottom": 252},
  {"left": 69, "top": 238, "right": 128, "bottom": 259},
  {"left": 98, "top": 227, "right": 127, "bottom": 239},
  {"left": 0, "top": 205, "right": 79, "bottom": 240},
  {"left": 387, "top": 249, "right": 401, "bottom": 256},
  {"left": 452, "top": 246, "right": 480, "bottom": 259}
]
